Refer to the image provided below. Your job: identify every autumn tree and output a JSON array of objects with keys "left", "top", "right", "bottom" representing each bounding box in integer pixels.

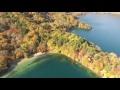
[{"left": 37, "top": 42, "right": 48, "bottom": 53}]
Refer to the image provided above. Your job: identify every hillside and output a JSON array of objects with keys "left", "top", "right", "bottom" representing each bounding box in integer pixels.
[{"left": 0, "top": 12, "right": 120, "bottom": 78}]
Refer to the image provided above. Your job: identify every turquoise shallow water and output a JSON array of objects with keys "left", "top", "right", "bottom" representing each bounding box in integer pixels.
[
  {"left": 1, "top": 54, "right": 99, "bottom": 78},
  {"left": 71, "top": 14, "right": 120, "bottom": 56}
]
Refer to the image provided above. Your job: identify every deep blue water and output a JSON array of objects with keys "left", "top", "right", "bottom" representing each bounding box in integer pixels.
[{"left": 71, "top": 14, "right": 120, "bottom": 56}]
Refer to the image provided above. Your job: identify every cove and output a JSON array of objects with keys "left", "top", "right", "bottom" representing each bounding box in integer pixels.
[
  {"left": 71, "top": 14, "right": 120, "bottom": 56},
  {"left": 1, "top": 53, "right": 99, "bottom": 78}
]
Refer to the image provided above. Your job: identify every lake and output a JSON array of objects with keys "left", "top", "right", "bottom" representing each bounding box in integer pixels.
[
  {"left": 1, "top": 54, "right": 99, "bottom": 78},
  {"left": 2, "top": 13, "right": 119, "bottom": 78},
  {"left": 71, "top": 14, "right": 120, "bottom": 56}
]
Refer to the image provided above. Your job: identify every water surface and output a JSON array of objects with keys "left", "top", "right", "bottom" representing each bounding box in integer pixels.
[
  {"left": 71, "top": 14, "right": 120, "bottom": 56},
  {"left": 1, "top": 54, "right": 99, "bottom": 78}
]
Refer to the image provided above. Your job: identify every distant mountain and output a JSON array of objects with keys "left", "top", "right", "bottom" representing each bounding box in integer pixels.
[{"left": 91, "top": 12, "right": 120, "bottom": 15}]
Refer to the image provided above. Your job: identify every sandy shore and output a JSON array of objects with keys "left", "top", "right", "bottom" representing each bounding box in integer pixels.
[
  {"left": 1, "top": 51, "right": 101, "bottom": 78},
  {"left": 0, "top": 52, "right": 45, "bottom": 77},
  {"left": 17, "top": 52, "right": 45, "bottom": 65}
]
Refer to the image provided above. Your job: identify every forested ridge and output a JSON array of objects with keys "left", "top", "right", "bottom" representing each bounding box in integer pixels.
[{"left": 0, "top": 12, "right": 120, "bottom": 78}]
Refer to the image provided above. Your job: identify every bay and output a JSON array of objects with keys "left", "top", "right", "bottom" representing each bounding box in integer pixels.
[{"left": 1, "top": 54, "right": 99, "bottom": 78}]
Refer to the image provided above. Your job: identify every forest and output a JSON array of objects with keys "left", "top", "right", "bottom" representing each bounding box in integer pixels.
[{"left": 0, "top": 12, "right": 120, "bottom": 78}]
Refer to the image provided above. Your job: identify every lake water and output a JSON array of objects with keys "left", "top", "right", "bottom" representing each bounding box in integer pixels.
[
  {"left": 2, "top": 13, "right": 118, "bottom": 78},
  {"left": 1, "top": 54, "right": 99, "bottom": 78},
  {"left": 71, "top": 14, "right": 120, "bottom": 56}
]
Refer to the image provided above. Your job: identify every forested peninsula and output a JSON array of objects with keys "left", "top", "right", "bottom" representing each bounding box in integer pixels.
[{"left": 0, "top": 12, "right": 120, "bottom": 78}]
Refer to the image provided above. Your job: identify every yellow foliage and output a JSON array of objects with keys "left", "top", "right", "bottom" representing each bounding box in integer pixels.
[
  {"left": 89, "top": 63, "right": 94, "bottom": 70},
  {"left": 100, "top": 62, "right": 104, "bottom": 70},
  {"left": 82, "top": 56, "right": 89, "bottom": 66},
  {"left": 94, "top": 67, "right": 99, "bottom": 73}
]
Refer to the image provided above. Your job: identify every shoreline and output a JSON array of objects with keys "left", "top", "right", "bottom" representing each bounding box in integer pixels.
[
  {"left": 0, "top": 51, "right": 101, "bottom": 78},
  {"left": 1, "top": 12, "right": 119, "bottom": 78},
  {"left": 91, "top": 12, "right": 120, "bottom": 15},
  {"left": 1, "top": 51, "right": 100, "bottom": 78},
  {"left": 72, "top": 12, "right": 120, "bottom": 17},
  {"left": 0, "top": 52, "right": 45, "bottom": 77}
]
